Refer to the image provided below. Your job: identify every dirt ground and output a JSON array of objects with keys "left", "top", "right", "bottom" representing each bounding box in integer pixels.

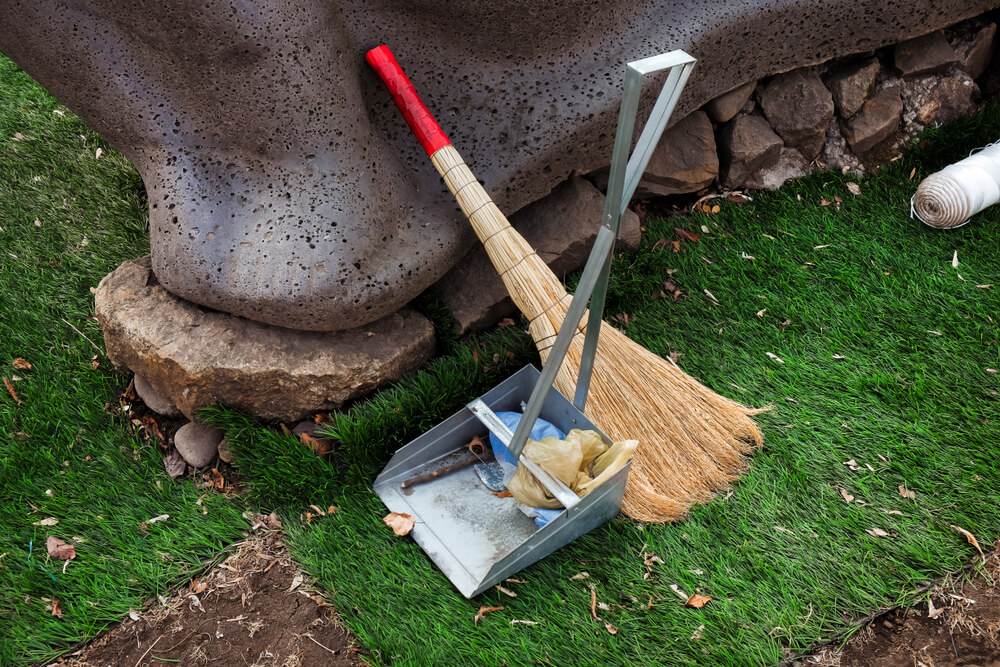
[
  {"left": 53, "top": 515, "right": 363, "bottom": 667},
  {"left": 806, "top": 549, "right": 1000, "bottom": 667}
]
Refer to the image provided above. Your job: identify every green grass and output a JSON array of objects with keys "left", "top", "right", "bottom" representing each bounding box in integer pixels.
[
  {"left": 0, "top": 58, "right": 249, "bottom": 665},
  {"left": 2, "top": 47, "right": 1000, "bottom": 666},
  {"left": 214, "top": 110, "right": 1000, "bottom": 665}
]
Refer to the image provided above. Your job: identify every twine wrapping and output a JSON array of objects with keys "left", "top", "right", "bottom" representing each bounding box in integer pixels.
[{"left": 912, "top": 142, "right": 1000, "bottom": 229}]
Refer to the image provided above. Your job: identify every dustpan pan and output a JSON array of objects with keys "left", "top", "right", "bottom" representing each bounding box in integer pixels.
[{"left": 374, "top": 49, "right": 696, "bottom": 598}]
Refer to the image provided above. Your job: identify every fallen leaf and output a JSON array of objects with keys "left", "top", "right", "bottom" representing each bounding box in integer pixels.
[
  {"left": 843, "top": 459, "right": 859, "bottom": 471},
  {"left": 888, "top": 510, "right": 904, "bottom": 516},
  {"left": 95, "top": 148, "right": 103, "bottom": 160},
  {"left": 756, "top": 308, "right": 767, "bottom": 318},
  {"left": 669, "top": 584, "right": 690, "bottom": 600},
  {"left": 898, "top": 484, "right": 916, "bottom": 500},
  {"left": 4, "top": 377, "right": 21, "bottom": 405},
  {"left": 837, "top": 487, "right": 855, "bottom": 503},
  {"left": 927, "top": 330, "right": 943, "bottom": 337},
  {"left": 510, "top": 619, "right": 539, "bottom": 626},
  {"left": 703, "top": 290, "right": 719, "bottom": 304},
  {"left": 909, "top": 167, "right": 917, "bottom": 180},
  {"left": 684, "top": 594, "right": 712, "bottom": 608},
  {"left": 814, "top": 245, "right": 829, "bottom": 250},
  {"left": 12, "top": 358, "right": 31, "bottom": 370},
  {"left": 928, "top": 598, "right": 946, "bottom": 619},
  {"left": 766, "top": 352, "right": 785, "bottom": 364},
  {"left": 33, "top": 517, "right": 58, "bottom": 526},
  {"left": 846, "top": 182, "right": 861, "bottom": 196},
  {"left": 675, "top": 228, "right": 701, "bottom": 242},
  {"left": 832, "top": 354, "right": 845, "bottom": 360},
  {"left": 163, "top": 449, "right": 186, "bottom": 479},
  {"left": 497, "top": 317, "right": 516, "bottom": 329},
  {"left": 300, "top": 432, "right": 331, "bottom": 457},
  {"left": 288, "top": 573, "right": 304, "bottom": 592},
  {"left": 46, "top": 536, "right": 76, "bottom": 561},
  {"left": 988, "top": 369, "right": 998, "bottom": 375},
  {"left": 590, "top": 585, "right": 600, "bottom": 622},
  {"left": 820, "top": 199, "right": 832, "bottom": 206},
  {"left": 190, "top": 578, "right": 208, "bottom": 594},
  {"left": 496, "top": 585, "right": 518, "bottom": 598},
  {"left": 383, "top": 512, "right": 415, "bottom": 536},
  {"left": 672, "top": 241, "right": 681, "bottom": 253},
  {"left": 952, "top": 251, "right": 959, "bottom": 268},
  {"left": 701, "top": 225, "right": 710, "bottom": 233},
  {"left": 474, "top": 605, "right": 503, "bottom": 625},
  {"left": 570, "top": 572, "right": 590, "bottom": 581},
  {"left": 492, "top": 490, "right": 513, "bottom": 498},
  {"left": 866, "top": 528, "right": 890, "bottom": 538},
  {"left": 605, "top": 622, "right": 618, "bottom": 635},
  {"left": 505, "top": 578, "right": 527, "bottom": 584},
  {"left": 147, "top": 514, "right": 169, "bottom": 524},
  {"left": 741, "top": 252, "right": 756, "bottom": 260},
  {"left": 977, "top": 284, "right": 992, "bottom": 289},
  {"left": 951, "top": 525, "right": 985, "bottom": 563},
  {"left": 691, "top": 624, "right": 705, "bottom": 640},
  {"left": 46, "top": 598, "right": 63, "bottom": 618}
]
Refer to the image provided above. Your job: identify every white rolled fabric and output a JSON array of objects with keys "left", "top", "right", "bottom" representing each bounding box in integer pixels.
[{"left": 912, "top": 142, "right": 1000, "bottom": 229}]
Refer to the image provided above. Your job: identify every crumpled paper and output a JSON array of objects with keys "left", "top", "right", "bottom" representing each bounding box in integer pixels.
[{"left": 507, "top": 429, "right": 636, "bottom": 509}]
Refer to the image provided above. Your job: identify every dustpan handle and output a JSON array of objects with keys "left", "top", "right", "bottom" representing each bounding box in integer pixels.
[{"left": 509, "top": 51, "right": 695, "bottom": 456}]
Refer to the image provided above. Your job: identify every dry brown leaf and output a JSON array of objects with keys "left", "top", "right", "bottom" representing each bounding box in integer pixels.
[
  {"left": 898, "top": 484, "right": 916, "bottom": 500},
  {"left": 703, "top": 290, "right": 719, "bottom": 304},
  {"left": 383, "top": 512, "right": 415, "bottom": 536},
  {"left": 675, "top": 228, "right": 701, "bottom": 242},
  {"left": 4, "top": 377, "right": 21, "bottom": 405},
  {"left": 510, "top": 619, "right": 539, "bottom": 626},
  {"left": 837, "top": 487, "right": 855, "bottom": 504},
  {"left": 951, "top": 525, "right": 985, "bottom": 563},
  {"left": 33, "top": 517, "right": 58, "bottom": 526},
  {"left": 474, "top": 605, "right": 503, "bottom": 625},
  {"left": 492, "top": 490, "right": 513, "bottom": 498},
  {"left": 691, "top": 624, "right": 705, "bottom": 640},
  {"left": 46, "top": 598, "right": 63, "bottom": 618},
  {"left": 190, "top": 577, "right": 208, "bottom": 594},
  {"left": 866, "top": 528, "right": 890, "bottom": 538},
  {"left": 846, "top": 182, "right": 861, "bottom": 196},
  {"left": 909, "top": 167, "right": 917, "bottom": 180},
  {"left": 843, "top": 459, "right": 860, "bottom": 471},
  {"left": 756, "top": 308, "right": 767, "bottom": 318},
  {"left": 928, "top": 598, "right": 946, "bottom": 619},
  {"left": 506, "top": 578, "right": 527, "bottom": 584},
  {"left": 684, "top": 594, "right": 712, "bottom": 608},
  {"left": 605, "top": 622, "right": 619, "bottom": 635},
  {"left": 570, "top": 571, "right": 590, "bottom": 581},
  {"left": 46, "top": 536, "right": 76, "bottom": 561},
  {"left": 766, "top": 352, "right": 784, "bottom": 364},
  {"left": 496, "top": 585, "right": 517, "bottom": 598},
  {"left": 590, "top": 586, "right": 599, "bottom": 622},
  {"left": 300, "top": 432, "right": 331, "bottom": 457},
  {"left": 12, "top": 358, "right": 31, "bottom": 370},
  {"left": 952, "top": 251, "right": 959, "bottom": 268},
  {"left": 497, "top": 317, "right": 516, "bottom": 329}
]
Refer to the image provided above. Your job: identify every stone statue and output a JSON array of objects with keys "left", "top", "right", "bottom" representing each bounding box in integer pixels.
[{"left": 1, "top": 0, "right": 992, "bottom": 332}]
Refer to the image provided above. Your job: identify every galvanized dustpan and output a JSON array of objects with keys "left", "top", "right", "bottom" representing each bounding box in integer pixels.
[{"left": 374, "top": 50, "right": 696, "bottom": 598}]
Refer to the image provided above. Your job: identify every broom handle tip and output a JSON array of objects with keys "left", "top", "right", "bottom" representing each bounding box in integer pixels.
[{"left": 366, "top": 45, "right": 451, "bottom": 157}]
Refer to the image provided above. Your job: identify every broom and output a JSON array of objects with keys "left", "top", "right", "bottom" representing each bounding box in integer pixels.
[{"left": 367, "top": 45, "right": 763, "bottom": 522}]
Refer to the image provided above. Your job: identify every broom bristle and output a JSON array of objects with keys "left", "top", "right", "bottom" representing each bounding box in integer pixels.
[{"left": 431, "top": 145, "right": 763, "bottom": 523}]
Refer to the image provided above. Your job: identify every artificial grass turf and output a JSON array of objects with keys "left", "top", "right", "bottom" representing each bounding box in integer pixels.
[
  {"left": 214, "top": 108, "right": 1000, "bottom": 665},
  {"left": 0, "top": 58, "right": 250, "bottom": 664}
]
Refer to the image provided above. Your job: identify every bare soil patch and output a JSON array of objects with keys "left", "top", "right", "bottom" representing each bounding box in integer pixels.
[
  {"left": 808, "top": 550, "right": 1000, "bottom": 667},
  {"left": 56, "top": 519, "right": 363, "bottom": 667}
]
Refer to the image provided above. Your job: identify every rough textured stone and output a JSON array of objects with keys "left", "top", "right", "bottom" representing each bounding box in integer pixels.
[
  {"left": 956, "top": 23, "right": 997, "bottom": 79},
  {"left": 133, "top": 373, "right": 180, "bottom": 417},
  {"left": 704, "top": 81, "right": 757, "bottom": 123},
  {"left": 95, "top": 257, "right": 435, "bottom": 421},
  {"left": 895, "top": 31, "right": 959, "bottom": 76},
  {"left": 174, "top": 422, "right": 224, "bottom": 468},
  {"left": 719, "top": 115, "right": 784, "bottom": 189},
  {"left": 436, "top": 176, "right": 641, "bottom": 333},
  {"left": 826, "top": 59, "right": 880, "bottom": 119},
  {"left": 842, "top": 87, "right": 903, "bottom": 154},
  {"left": 634, "top": 111, "right": 718, "bottom": 196},
  {"left": 746, "top": 148, "right": 812, "bottom": 190},
  {"left": 822, "top": 121, "right": 866, "bottom": 175},
  {"left": 898, "top": 71, "right": 979, "bottom": 129},
  {"left": 0, "top": 0, "right": 992, "bottom": 331},
  {"left": 759, "top": 69, "right": 835, "bottom": 160}
]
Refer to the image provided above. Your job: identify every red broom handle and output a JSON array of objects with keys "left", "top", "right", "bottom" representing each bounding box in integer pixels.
[{"left": 365, "top": 45, "right": 451, "bottom": 157}]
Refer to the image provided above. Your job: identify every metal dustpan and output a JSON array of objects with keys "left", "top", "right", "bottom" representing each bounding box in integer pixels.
[{"left": 374, "top": 50, "right": 696, "bottom": 598}]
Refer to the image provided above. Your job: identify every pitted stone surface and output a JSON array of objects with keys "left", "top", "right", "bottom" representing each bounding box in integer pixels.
[
  {"left": 94, "top": 257, "right": 435, "bottom": 421},
  {"left": 0, "top": 0, "right": 995, "bottom": 330},
  {"left": 895, "top": 31, "right": 959, "bottom": 76}
]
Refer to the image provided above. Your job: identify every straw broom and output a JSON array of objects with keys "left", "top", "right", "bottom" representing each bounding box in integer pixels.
[{"left": 367, "top": 45, "right": 763, "bottom": 522}]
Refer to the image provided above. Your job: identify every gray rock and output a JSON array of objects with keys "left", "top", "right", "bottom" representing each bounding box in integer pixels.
[
  {"left": 746, "top": 148, "right": 812, "bottom": 191},
  {"left": 842, "top": 87, "right": 903, "bottom": 154},
  {"left": 719, "top": 115, "right": 784, "bottom": 189},
  {"left": 174, "top": 422, "right": 224, "bottom": 468},
  {"left": 759, "top": 69, "right": 835, "bottom": 160},
  {"left": 895, "top": 31, "right": 958, "bottom": 76},
  {"left": 435, "top": 176, "right": 640, "bottom": 334},
  {"left": 95, "top": 257, "right": 435, "bottom": 422},
  {"left": 704, "top": 81, "right": 757, "bottom": 123},
  {"left": 634, "top": 111, "right": 718, "bottom": 196},
  {"left": 898, "top": 71, "right": 979, "bottom": 129},
  {"left": 821, "top": 121, "right": 866, "bottom": 175},
  {"left": 956, "top": 23, "right": 996, "bottom": 79},
  {"left": 133, "top": 373, "right": 180, "bottom": 417},
  {"left": 826, "top": 59, "right": 880, "bottom": 119}
]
